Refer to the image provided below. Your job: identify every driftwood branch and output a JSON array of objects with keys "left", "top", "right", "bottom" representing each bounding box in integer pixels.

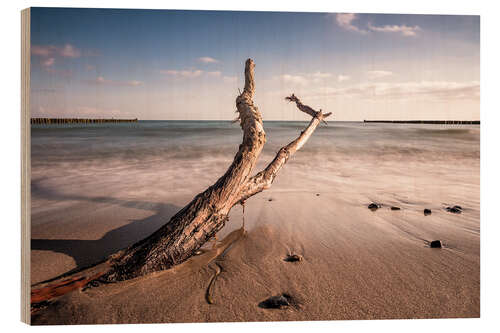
[{"left": 31, "top": 59, "right": 331, "bottom": 308}]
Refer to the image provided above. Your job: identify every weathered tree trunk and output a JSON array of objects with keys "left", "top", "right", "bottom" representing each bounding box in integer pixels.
[{"left": 31, "top": 59, "right": 331, "bottom": 304}]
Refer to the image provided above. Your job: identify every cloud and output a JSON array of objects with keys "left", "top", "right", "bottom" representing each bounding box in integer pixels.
[
  {"left": 41, "top": 57, "right": 55, "bottom": 68},
  {"left": 337, "top": 74, "right": 350, "bottom": 82},
  {"left": 278, "top": 71, "right": 334, "bottom": 86},
  {"left": 160, "top": 69, "right": 238, "bottom": 84},
  {"left": 311, "top": 72, "right": 332, "bottom": 83},
  {"left": 31, "top": 45, "right": 52, "bottom": 57},
  {"left": 59, "top": 44, "right": 81, "bottom": 58},
  {"left": 88, "top": 76, "right": 143, "bottom": 86},
  {"left": 367, "top": 70, "right": 393, "bottom": 80},
  {"left": 198, "top": 57, "right": 219, "bottom": 64},
  {"left": 280, "top": 74, "right": 309, "bottom": 86},
  {"left": 73, "top": 106, "right": 124, "bottom": 117},
  {"left": 31, "top": 44, "right": 82, "bottom": 58},
  {"left": 335, "top": 13, "right": 368, "bottom": 34},
  {"left": 315, "top": 81, "right": 479, "bottom": 101},
  {"left": 368, "top": 23, "right": 422, "bottom": 37},
  {"left": 207, "top": 71, "right": 222, "bottom": 77},
  {"left": 32, "top": 105, "right": 133, "bottom": 119},
  {"left": 161, "top": 69, "right": 204, "bottom": 78},
  {"left": 334, "top": 14, "right": 422, "bottom": 37}
]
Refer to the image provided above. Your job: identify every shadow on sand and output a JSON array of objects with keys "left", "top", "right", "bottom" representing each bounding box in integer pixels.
[{"left": 31, "top": 179, "right": 181, "bottom": 273}]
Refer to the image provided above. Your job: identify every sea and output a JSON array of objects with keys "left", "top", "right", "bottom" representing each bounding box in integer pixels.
[{"left": 31, "top": 121, "right": 480, "bottom": 227}]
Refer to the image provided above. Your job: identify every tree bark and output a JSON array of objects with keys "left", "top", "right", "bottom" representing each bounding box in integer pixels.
[{"left": 31, "top": 59, "right": 331, "bottom": 305}]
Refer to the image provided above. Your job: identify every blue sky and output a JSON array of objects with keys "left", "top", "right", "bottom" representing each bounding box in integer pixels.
[{"left": 30, "top": 8, "right": 479, "bottom": 120}]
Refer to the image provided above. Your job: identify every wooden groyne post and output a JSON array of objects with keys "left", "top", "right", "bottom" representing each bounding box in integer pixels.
[
  {"left": 30, "top": 118, "right": 138, "bottom": 125},
  {"left": 363, "top": 120, "right": 480, "bottom": 125}
]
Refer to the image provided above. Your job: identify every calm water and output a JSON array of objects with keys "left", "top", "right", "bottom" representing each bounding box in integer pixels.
[
  {"left": 31, "top": 121, "right": 480, "bottom": 225},
  {"left": 31, "top": 120, "right": 480, "bottom": 164}
]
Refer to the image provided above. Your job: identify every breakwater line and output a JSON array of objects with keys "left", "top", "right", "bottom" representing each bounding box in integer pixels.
[
  {"left": 31, "top": 118, "right": 138, "bottom": 125},
  {"left": 364, "top": 120, "right": 479, "bottom": 125}
]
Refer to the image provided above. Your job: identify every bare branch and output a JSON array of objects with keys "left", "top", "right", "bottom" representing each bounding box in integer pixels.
[
  {"left": 285, "top": 93, "right": 332, "bottom": 119},
  {"left": 236, "top": 95, "right": 331, "bottom": 203}
]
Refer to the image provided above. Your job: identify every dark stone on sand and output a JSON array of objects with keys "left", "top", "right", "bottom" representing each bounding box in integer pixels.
[
  {"left": 390, "top": 206, "right": 401, "bottom": 211},
  {"left": 316, "top": 193, "right": 320, "bottom": 196},
  {"left": 268, "top": 198, "right": 273, "bottom": 202},
  {"left": 446, "top": 205, "right": 462, "bottom": 214},
  {"left": 284, "top": 254, "right": 303, "bottom": 262},
  {"left": 368, "top": 203, "right": 380, "bottom": 211},
  {"left": 430, "top": 240, "right": 442, "bottom": 248},
  {"left": 258, "top": 294, "right": 291, "bottom": 309},
  {"left": 424, "top": 209, "right": 432, "bottom": 216}
]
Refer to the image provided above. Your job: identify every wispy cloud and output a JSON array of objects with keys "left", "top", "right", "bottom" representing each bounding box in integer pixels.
[
  {"left": 31, "top": 45, "right": 54, "bottom": 57},
  {"left": 367, "top": 70, "right": 393, "bottom": 80},
  {"left": 311, "top": 72, "right": 332, "bottom": 82},
  {"left": 41, "top": 57, "right": 55, "bottom": 68},
  {"left": 161, "top": 69, "right": 204, "bottom": 78},
  {"left": 32, "top": 44, "right": 82, "bottom": 58},
  {"left": 73, "top": 106, "right": 126, "bottom": 117},
  {"left": 280, "top": 74, "right": 309, "bottom": 86},
  {"left": 207, "top": 71, "right": 222, "bottom": 77},
  {"left": 160, "top": 69, "right": 237, "bottom": 85},
  {"left": 368, "top": 23, "right": 422, "bottom": 37},
  {"left": 314, "top": 81, "right": 479, "bottom": 101},
  {"left": 335, "top": 14, "right": 422, "bottom": 37},
  {"left": 278, "top": 71, "right": 334, "bottom": 86},
  {"left": 88, "top": 76, "right": 143, "bottom": 86},
  {"left": 59, "top": 44, "right": 81, "bottom": 58},
  {"left": 32, "top": 105, "right": 133, "bottom": 119},
  {"left": 198, "top": 56, "right": 219, "bottom": 64},
  {"left": 337, "top": 74, "right": 350, "bottom": 82},
  {"left": 335, "top": 13, "right": 368, "bottom": 34}
]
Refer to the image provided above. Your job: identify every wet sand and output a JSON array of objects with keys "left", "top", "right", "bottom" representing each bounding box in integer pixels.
[{"left": 31, "top": 163, "right": 480, "bottom": 324}]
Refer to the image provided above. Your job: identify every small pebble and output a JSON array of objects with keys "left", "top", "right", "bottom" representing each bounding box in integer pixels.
[
  {"left": 368, "top": 203, "right": 380, "bottom": 211},
  {"left": 446, "top": 205, "right": 462, "bottom": 214},
  {"left": 424, "top": 209, "right": 432, "bottom": 216},
  {"left": 430, "top": 240, "right": 442, "bottom": 248},
  {"left": 316, "top": 193, "right": 320, "bottom": 197},
  {"left": 258, "top": 294, "right": 291, "bottom": 309},
  {"left": 390, "top": 206, "right": 401, "bottom": 211},
  {"left": 284, "top": 254, "right": 302, "bottom": 262},
  {"left": 268, "top": 198, "right": 273, "bottom": 202}
]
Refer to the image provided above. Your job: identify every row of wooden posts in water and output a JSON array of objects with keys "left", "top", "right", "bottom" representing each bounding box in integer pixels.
[
  {"left": 31, "top": 118, "right": 138, "bottom": 125},
  {"left": 364, "top": 120, "right": 480, "bottom": 124},
  {"left": 31, "top": 118, "right": 480, "bottom": 125}
]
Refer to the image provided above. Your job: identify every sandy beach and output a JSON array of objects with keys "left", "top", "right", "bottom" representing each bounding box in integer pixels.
[{"left": 30, "top": 122, "right": 480, "bottom": 324}]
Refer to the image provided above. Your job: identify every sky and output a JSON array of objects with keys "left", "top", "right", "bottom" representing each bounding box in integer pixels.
[{"left": 29, "top": 8, "right": 480, "bottom": 121}]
